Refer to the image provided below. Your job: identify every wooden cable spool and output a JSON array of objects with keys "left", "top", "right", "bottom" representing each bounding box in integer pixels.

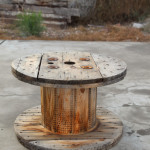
[{"left": 11, "top": 52, "right": 127, "bottom": 150}]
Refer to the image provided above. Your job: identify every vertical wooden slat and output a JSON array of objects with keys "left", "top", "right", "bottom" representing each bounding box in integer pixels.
[
  {"left": 41, "top": 87, "right": 97, "bottom": 135},
  {"left": 40, "top": 87, "right": 44, "bottom": 124}
]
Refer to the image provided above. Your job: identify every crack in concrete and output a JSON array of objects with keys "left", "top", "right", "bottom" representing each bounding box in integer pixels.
[
  {"left": 137, "top": 128, "right": 150, "bottom": 136},
  {"left": 103, "top": 105, "right": 150, "bottom": 108},
  {"left": 0, "top": 40, "right": 6, "bottom": 45},
  {"left": 125, "top": 120, "right": 150, "bottom": 126}
]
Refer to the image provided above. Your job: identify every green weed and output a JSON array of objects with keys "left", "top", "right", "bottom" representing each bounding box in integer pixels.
[{"left": 17, "top": 12, "right": 45, "bottom": 36}]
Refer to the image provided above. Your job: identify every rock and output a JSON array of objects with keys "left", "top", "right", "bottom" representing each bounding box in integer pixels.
[
  {"left": 68, "top": 0, "right": 96, "bottom": 19},
  {"left": 133, "top": 23, "right": 145, "bottom": 29},
  {"left": 143, "top": 22, "right": 150, "bottom": 33}
]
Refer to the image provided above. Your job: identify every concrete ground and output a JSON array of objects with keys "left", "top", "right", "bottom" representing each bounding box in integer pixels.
[{"left": 0, "top": 40, "right": 150, "bottom": 150}]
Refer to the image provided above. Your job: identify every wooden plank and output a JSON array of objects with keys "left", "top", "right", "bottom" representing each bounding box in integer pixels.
[
  {"left": 92, "top": 54, "right": 127, "bottom": 82},
  {"left": 14, "top": 106, "right": 123, "bottom": 150},
  {"left": 17, "top": 54, "right": 42, "bottom": 78},
  {"left": 38, "top": 52, "right": 102, "bottom": 85},
  {"left": 12, "top": 54, "right": 42, "bottom": 83},
  {"left": 74, "top": 88, "right": 89, "bottom": 133},
  {"left": 38, "top": 52, "right": 63, "bottom": 82},
  {"left": 12, "top": 52, "right": 127, "bottom": 87},
  {"left": 11, "top": 58, "right": 21, "bottom": 71},
  {"left": 40, "top": 87, "right": 97, "bottom": 135},
  {"left": 61, "top": 51, "right": 101, "bottom": 81},
  {"left": 28, "top": 139, "right": 112, "bottom": 150}
]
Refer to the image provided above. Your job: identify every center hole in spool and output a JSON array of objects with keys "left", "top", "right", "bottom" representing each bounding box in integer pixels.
[
  {"left": 48, "top": 62, "right": 54, "bottom": 64},
  {"left": 64, "top": 61, "right": 75, "bottom": 65}
]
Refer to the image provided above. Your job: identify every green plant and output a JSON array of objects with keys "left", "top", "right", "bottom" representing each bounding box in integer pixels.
[{"left": 17, "top": 12, "right": 45, "bottom": 36}]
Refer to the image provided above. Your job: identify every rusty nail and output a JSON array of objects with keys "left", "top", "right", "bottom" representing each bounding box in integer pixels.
[
  {"left": 80, "top": 58, "right": 90, "bottom": 61},
  {"left": 48, "top": 57, "right": 58, "bottom": 61},
  {"left": 48, "top": 65, "right": 59, "bottom": 69},
  {"left": 81, "top": 65, "right": 93, "bottom": 69}
]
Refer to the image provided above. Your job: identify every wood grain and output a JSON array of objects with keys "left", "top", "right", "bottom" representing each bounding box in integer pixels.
[
  {"left": 14, "top": 105, "right": 123, "bottom": 150},
  {"left": 11, "top": 52, "right": 127, "bottom": 87},
  {"left": 40, "top": 87, "right": 97, "bottom": 135},
  {"left": 11, "top": 54, "right": 43, "bottom": 83},
  {"left": 38, "top": 52, "right": 102, "bottom": 84},
  {"left": 92, "top": 53, "right": 127, "bottom": 82}
]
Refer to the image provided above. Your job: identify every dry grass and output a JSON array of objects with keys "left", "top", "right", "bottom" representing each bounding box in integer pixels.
[
  {"left": 63, "top": 25, "right": 150, "bottom": 41},
  {"left": 0, "top": 23, "right": 150, "bottom": 42}
]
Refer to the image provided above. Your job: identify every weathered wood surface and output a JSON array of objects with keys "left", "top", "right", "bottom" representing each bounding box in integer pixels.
[
  {"left": 11, "top": 52, "right": 127, "bottom": 87},
  {"left": 12, "top": 54, "right": 42, "bottom": 83},
  {"left": 14, "top": 106, "right": 123, "bottom": 150},
  {"left": 38, "top": 52, "right": 102, "bottom": 84},
  {"left": 92, "top": 54, "right": 127, "bottom": 82},
  {"left": 41, "top": 87, "right": 97, "bottom": 135}
]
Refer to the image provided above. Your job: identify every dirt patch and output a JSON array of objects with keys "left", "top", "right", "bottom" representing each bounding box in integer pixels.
[
  {"left": 137, "top": 128, "right": 150, "bottom": 136},
  {"left": 130, "top": 89, "right": 150, "bottom": 96},
  {"left": 127, "top": 130, "right": 135, "bottom": 136},
  {"left": 122, "top": 104, "right": 131, "bottom": 107}
]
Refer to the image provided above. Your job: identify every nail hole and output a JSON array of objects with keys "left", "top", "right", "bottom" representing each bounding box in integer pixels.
[{"left": 48, "top": 62, "right": 54, "bottom": 64}]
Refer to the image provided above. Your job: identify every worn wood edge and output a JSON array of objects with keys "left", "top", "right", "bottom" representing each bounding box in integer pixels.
[
  {"left": 91, "top": 53, "right": 127, "bottom": 83},
  {"left": 11, "top": 53, "right": 127, "bottom": 87},
  {"left": 102, "top": 68, "right": 127, "bottom": 83},
  {"left": 11, "top": 66, "right": 40, "bottom": 85},
  {"left": 14, "top": 106, "right": 123, "bottom": 150},
  {"left": 12, "top": 65, "right": 126, "bottom": 88},
  {"left": 37, "top": 67, "right": 127, "bottom": 85},
  {"left": 39, "top": 73, "right": 126, "bottom": 88},
  {"left": 102, "top": 69, "right": 127, "bottom": 86},
  {"left": 11, "top": 65, "right": 100, "bottom": 88}
]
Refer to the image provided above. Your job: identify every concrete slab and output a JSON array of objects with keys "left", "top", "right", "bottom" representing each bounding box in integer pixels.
[{"left": 0, "top": 40, "right": 150, "bottom": 150}]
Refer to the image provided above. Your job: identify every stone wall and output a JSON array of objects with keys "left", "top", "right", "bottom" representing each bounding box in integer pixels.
[
  {"left": 0, "top": 0, "right": 97, "bottom": 26},
  {"left": 68, "top": 0, "right": 97, "bottom": 19}
]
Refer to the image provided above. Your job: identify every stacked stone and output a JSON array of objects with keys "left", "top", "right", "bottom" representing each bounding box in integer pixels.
[{"left": 0, "top": 0, "right": 96, "bottom": 27}]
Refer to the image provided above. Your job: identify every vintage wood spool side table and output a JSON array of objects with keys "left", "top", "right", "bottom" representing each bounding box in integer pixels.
[{"left": 11, "top": 52, "right": 127, "bottom": 150}]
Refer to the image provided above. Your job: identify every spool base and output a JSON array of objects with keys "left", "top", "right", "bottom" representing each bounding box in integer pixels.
[{"left": 14, "top": 106, "right": 123, "bottom": 150}]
